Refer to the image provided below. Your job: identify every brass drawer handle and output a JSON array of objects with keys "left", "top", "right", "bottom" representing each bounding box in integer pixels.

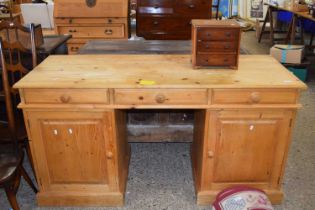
[
  {"left": 70, "top": 47, "right": 79, "bottom": 52},
  {"left": 105, "top": 29, "right": 113, "bottom": 35},
  {"left": 69, "top": 29, "right": 77, "bottom": 33},
  {"left": 250, "top": 92, "right": 261, "bottom": 103},
  {"left": 153, "top": 21, "right": 159, "bottom": 25},
  {"left": 155, "top": 94, "right": 166, "bottom": 104},
  {"left": 188, "top": 4, "right": 195, "bottom": 8},
  {"left": 60, "top": 95, "right": 71, "bottom": 103}
]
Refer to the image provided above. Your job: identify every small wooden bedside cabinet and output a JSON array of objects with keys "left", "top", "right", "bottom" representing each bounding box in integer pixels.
[{"left": 191, "top": 19, "right": 241, "bottom": 69}]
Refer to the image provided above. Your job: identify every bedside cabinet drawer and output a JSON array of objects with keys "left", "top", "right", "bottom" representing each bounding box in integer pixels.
[
  {"left": 212, "top": 89, "right": 298, "bottom": 104},
  {"left": 196, "top": 54, "right": 236, "bottom": 66},
  {"left": 23, "top": 89, "right": 109, "bottom": 104},
  {"left": 58, "top": 25, "right": 125, "bottom": 38},
  {"left": 197, "top": 28, "right": 238, "bottom": 41},
  {"left": 114, "top": 89, "right": 208, "bottom": 105},
  {"left": 197, "top": 41, "right": 237, "bottom": 52}
]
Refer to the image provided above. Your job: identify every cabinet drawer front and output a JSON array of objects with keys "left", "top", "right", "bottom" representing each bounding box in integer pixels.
[
  {"left": 139, "top": 0, "right": 173, "bottom": 7},
  {"left": 213, "top": 89, "right": 297, "bottom": 104},
  {"left": 196, "top": 54, "right": 236, "bottom": 66},
  {"left": 55, "top": 18, "right": 127, "bottom": 25},
  {"left": 67, "top": 43, "right": 84, "bottom": 54},
  {"left": 114, "top": 89, "right": 208, "bottom": 105},
  {"left": 23, "top": 89, "right": 109, "bottom": 104},
  {"left": 197, "top": 41, "right": 237, "bottom": 52},
  {"left": 176, "top": 0, "right": 210, "bottom": 15},
  {"left": 197, "top": 28, "right": 238, "bottom": 41},
  {"left": 58, "top": 25, "right": 125, "bottom": 38},
  {"left": 137, "top": 17, "right": 191, "bottom": 32}
]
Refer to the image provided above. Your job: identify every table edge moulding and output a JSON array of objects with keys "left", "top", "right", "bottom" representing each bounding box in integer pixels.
[{"left": 13, "top": 54, "right": 306, "bottom": 206}]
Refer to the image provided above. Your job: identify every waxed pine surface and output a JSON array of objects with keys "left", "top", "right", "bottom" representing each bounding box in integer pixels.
[{"left": 1, "top": 31, "right": 314, "bottom": 209}]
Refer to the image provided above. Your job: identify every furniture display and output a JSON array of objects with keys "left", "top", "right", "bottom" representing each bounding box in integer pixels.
[
  {"left": 191, "top": 19, "right": 241, "bottom": 69},
  {"left": 14, "top": 54, "right": 306, "bottom": 206},
  {"left": 259, "top": 3, "right": 315, "bottom": 45},
  {"left": 136, "top": 0, "right": 212, "bottom": 40},
  {"left": 54, "top": 0, "right": 129, "bottom": 54},
  {"left": 0, "top": 25, "right": 37, "bottom": 210}
]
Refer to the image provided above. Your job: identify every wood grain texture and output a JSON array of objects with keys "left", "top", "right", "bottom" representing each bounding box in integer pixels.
[{"left": 13, "top": 55, "right": 306, "bottom": 89}]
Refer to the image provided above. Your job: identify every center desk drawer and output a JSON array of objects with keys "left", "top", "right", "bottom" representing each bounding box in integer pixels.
[
  {"left": 212, "top": 89, "right": 298, "bottom": 104},
  {"left": 58, "top": 25, "right": 125, "bottom": 38},
  {"left": 114, "top": 89, "right": 208, "bottom": 105},
  {"left": 23, "top": 89, "right": 109, "bottom": 104}
]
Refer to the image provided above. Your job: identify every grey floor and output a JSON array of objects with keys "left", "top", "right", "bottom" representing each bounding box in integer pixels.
[{"left": 1, "top": 31, "right": 314, "bottom": 210}]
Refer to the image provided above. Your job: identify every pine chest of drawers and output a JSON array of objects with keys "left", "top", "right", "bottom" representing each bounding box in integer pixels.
[
  {"left": 136, "top": 0, "right": 212, "bottom": 40},
  {"left": 191, "top": 19, "right": 241, "bottom": 69},
  {"left": 54, "top": 0, "right": 129, "bottom": 54}
]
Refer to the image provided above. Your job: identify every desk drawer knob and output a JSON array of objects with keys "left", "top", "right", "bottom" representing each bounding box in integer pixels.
[
  {"left": 155, "top": 94, "right": 166, "bottom": 104},
  {"left": 207, "top": 151, "right": 214, "bottom": 158},
  {"left": 153, "top": 21, "right": 159, "bottom": 25},
  {"left": 60, "top": 95, "right": 71, "bottom": 103},
  {"left": 106, "top": 151, "right": 113, "bottom": 159},
  {"left": 69, "top": 29, "right": 77, "bottom": 33},
  {"left": 188, "top": 4, "right": 195, "bottom": 8},
  {"left": 250, "top": 92, "right": 261, "bottom": 103}
]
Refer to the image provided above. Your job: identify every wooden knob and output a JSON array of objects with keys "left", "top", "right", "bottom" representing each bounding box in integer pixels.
[
  {"left": 207, "top": 151, "right": 214, "bottom": 158},
  {"left": 60, "top": 95, "right": 71, "bottom": 103},
  {"left": 155, "top": 94, "right": 166, "bottom": 104},
  {"left": 106, "top": 151, "right": 113, "bottom": 159},
  {"left": 250, "top": 92, "right": 261, "bottom": 103}
]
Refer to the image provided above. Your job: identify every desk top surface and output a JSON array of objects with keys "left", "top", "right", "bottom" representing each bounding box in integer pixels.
[{"left": 14, "top": 54, "right": 306, "bottom": 89}]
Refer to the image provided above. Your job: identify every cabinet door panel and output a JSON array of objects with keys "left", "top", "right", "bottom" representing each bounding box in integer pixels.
[
  {"left": 28, "top": 111, "right": 116, "bottom": 192},
  {"left": 41, "top": 119, "right": 108, "bottom": 184},
  {"left": 214, "top": 119, "right": 278, "bottom": 182}
]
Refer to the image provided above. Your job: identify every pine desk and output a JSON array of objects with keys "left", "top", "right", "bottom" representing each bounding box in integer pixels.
[{"left": 14, "top": 54, "right": 306, "bottom": 207}]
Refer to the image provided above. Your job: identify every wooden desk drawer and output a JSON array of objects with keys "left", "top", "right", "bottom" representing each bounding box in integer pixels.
[
  {"left": 114, "top": 89, "right": 208, "bottom": 105},
  {"left": 197, "top": 28, "right": 238, "bottom": 41},
  {"left": 137, "top": 16, "right": 191, "bottom": 32},
  {"left": 197, "top": 41, "right": 237, "bottom": 52},
  {"left": 23, "top": 89, "right": 109, "bottom": 104},
  {"left": 176, "top": 0, "right": 210, "bottom": 15},
  {"left": 58, "top": 25, "right": 125, "bottom": 39},
  {"left": 212, "top": 89, "right": 297, "bottom": 104},
  {"left": 139, "top": 0, "right": 173, "bottom": 7},
  {"left": 196, "top": 54, "right": 236, "bottom": 66}
]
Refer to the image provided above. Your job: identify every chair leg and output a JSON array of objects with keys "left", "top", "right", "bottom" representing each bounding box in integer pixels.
[
  {"left": 310, "top": 33, "right": 314, "bottom": 46},
  {"left": 20, "top": 165, "right": 38, "bottom": 193},
  {"left": 4, "top": 184, "right": 20, "bottom": 210}
]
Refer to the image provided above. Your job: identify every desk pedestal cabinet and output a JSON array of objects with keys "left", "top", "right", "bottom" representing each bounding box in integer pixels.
[{"left": 15, "top": 55, "right": 306, "bottom": 206}]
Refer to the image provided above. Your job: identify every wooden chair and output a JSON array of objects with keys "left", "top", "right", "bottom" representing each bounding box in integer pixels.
[
  {"left": 0, "top": 20, "right": 37, "bottom": 180},
  {"left": 0, "top": 37, "right": 38, "bottom": 210}
]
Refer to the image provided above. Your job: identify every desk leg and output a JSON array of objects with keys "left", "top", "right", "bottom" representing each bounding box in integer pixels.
[
  {"left": 269, "top": 7, "right": 275, "bottom": 45},
  {"left": 259, "top": 6, "right": 270, "bottom": 43}
]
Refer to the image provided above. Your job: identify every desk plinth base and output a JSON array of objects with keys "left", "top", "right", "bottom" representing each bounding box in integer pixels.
[
  {"left": 37, "top": 192, "right": 125, "bottom": 207},
  {"left": 196, "top": 189, "right": 284, "bottom": 205}
]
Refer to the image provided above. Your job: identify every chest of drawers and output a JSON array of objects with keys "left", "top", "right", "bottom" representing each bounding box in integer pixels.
[
  {"left": 136, "top": 0, "right": 212, "bottom": 40},
  {"left": 191, "top": 19, "right": 241, "bottom": 69},
  {"left": 54, "top": 0, "right": 129, "bottom": 54}
]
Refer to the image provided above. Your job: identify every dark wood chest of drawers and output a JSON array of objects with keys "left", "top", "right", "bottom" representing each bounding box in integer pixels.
[
  {"left": 191, "top": 19, "right": 241, "bottom": 69},
  {"left": 136, "top": 0, "right": 212, "bottom": 40}
]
